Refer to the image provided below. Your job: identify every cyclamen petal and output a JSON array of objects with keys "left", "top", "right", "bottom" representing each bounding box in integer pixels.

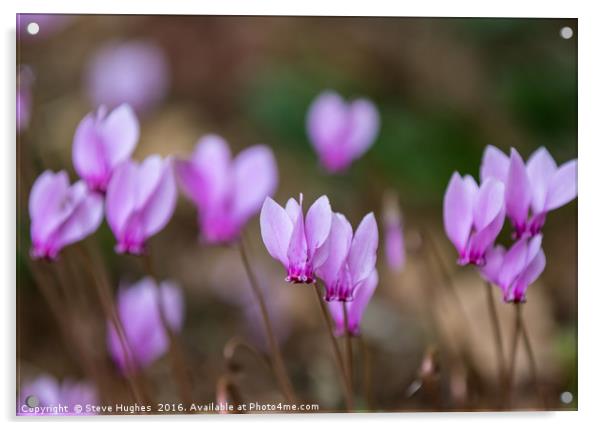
[
  {"left": 72, "top": 104, "right": 139, "bottom": 193},
  {"left": 317, "top": 212, "right": 379, "bottom": 301},
  {"left": 545, "top": 159, "right": 577, "bottom": 212},
  {"left": 107, "top": 277, "right": 184, "bottom": 372},
  {"left": 29, "top": 171, "right": 103, "bottom": 260},
  {"left": 307, "top": 90, "right": 380, "bottom": 173},
  {"left": 505, "top": 148, "right": 531, "bottom": 236},
  {"left": 175, "top": 135, "right": 278, "bottom": 244},
  {"left": 106, "top": 156, "right": 176, "bottom": 254},
  {"left": 260, "top": 194, "right": 333, "bottom": 284},
  {"left": 327, "top": 270, "right": 378, "bottom": 337},
  {"left": 479, "top": 234, "right": 545, "bottom": 303},
  {"left": 480, "top": 145, "right": 509, "bottom": 183},
  {"left": 443, "top": 172, "right": 504, "bottom": 266}
]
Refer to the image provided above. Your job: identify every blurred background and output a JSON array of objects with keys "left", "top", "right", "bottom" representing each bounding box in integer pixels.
[{"left": 16, "top": 15, "right": 577, "bottom": 413}]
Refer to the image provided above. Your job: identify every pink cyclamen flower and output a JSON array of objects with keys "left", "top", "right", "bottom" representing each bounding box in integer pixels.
[
  {"left": 382, "top": 192, "right": 406, "bottom": 272},
  {"left": 72, "top": 104, "right": 140, "bottom": 193},
  {"left": 108, "top": 277, "right": 184, "bottom": 372},
  {"left": 86, "top": 40, "right": 170, "bottom": 114},
  {"left": 480, "top": 145, "right": 577, "bottom": 238},
  {"left": 316, "top": 212, "right": 379, "bottom": 301},
  {"left": 175, "top": 135, "right": 278, "bottom": 244},
  {"left": 307, "top": 90, "right": 379, "bottom": 173},
  {"left": 327, "top": 270, "right": 378, "bottom": 336},
  {"left": 443, "top": 173, "right": 506, "bottom": 266},
  {"left": 260, "top": 194, "right": 332, "bottom": 284},
  {"left": 480, "top": 234, "right": 546, "bottom": 303},
  {"left": 18, "top": 374, "right": 97, "bottom": 416},
  {"left": 29, "top": 171, "right": 103, "bottom": 260},
  {"left": 106, "top": 155, "right": 177, "bottom": 254}
]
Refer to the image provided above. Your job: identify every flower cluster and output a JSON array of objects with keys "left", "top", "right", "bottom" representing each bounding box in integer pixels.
[
  {"left": 444, "top": 145, "right": 577, "bottom": 303},
  {"left": 29, "top": 103, "right": 280, "bottom": 259},
  {"left": 260, "top": 193, "right": 379, "bottom": 336}
]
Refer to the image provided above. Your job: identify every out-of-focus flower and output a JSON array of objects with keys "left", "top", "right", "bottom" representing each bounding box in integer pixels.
[
  {"left": 106, "top": 155, "right": 177, "bottom": 254},
  {"left": 260, "top": 194, "right": 332, "bottom": 284},
  {"left": 72, "top": 104, "right": 140, "bottom": 193},
  {"left": 327, "top": 270, "right": 378, "bottom": 336},
  {"left": 480, "top": 145, "right": 577, "bottom": 238},
  {"left": 107, "top": 277, "right": 184, "bottom": 372},
  {"left": 29, "top": 171, "right": 103, "bottom": 260},
  {"left": 382, "top": 191, "right": 406, "bottom": 272},
  {"left": 316, "top": 212, "right": 379, "bottom": 301},
  {"left": 17, "top": 14, "right": 72, "bottom": 40},
  {"left": 86, "top": 40, "right": 170, "bottom": 114},
  {"left": 17, "top": 66, "right": 34, "bottom": 132},
  {"left": 443, "top": 173, "right": 505, "bottom": 266},
  {"left": 175, "top": 135, "right": 277, "bottom": 244},
  {"left": 480, "top": 234, "right": 546, "bottom": 303},
  {"left": 18, "top": 374, "right": 97, "bottom": 416},
  {"left": 306, "top": 90, "right": 379, "bottom": 173}
]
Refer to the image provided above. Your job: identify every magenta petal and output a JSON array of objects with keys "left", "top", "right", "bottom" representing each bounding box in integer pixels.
[
  {"left": 191, "top": 134, "right": 232, "bottom": 209},
  {"left": 72, "top": 113, "right": 108, "bottom": 189},
  {"left": 498, "top": 237, "right": 529, "bottom": 289},
  {"left": 260, "top": 197, "right": 294, "bottom": 266},
  {"left": 347, "top": 99, "right": 379, "bottom": 159},
  {"left": 101, "top": 104, "right": 140, "bottom": 166},
  {"left": 480, "top": 145, "right": 509, "bottom": 183},
  {"left": 479, "top": 245, "right": 505, "bottom": 286},
  {"left": 469, "top": 209, "right": 505, "bottom": 264},
  {"left": 347, "top": 269, "right": 378, "bottom": 335},
  {"left": 29, "top": 170, "right": 70, "bottom": 234},
  {"left": 347, "top": 212, "right": 379, "bottom": 285},
  {"left": 139, "top": 158, "right": 177, "bottom": 237},
  {"left": 305, "top": 195, "right": 333, "bottom": 254},
  {"left": 545, "top": 159, "right": 577, "bottom": 212},
  {"left": 472, "top": 178, "right": 505, "bottom": 231},
  {"left": 505, "top": 148, "right": 531, "bottom": 231},
  {"left": 231, "top": 145, "right": 278, "bottom": 225},
  {"left": 326, "top": 300, "right": 345, "bottom": 337},
  {"left": 443, "top": 172, "right": 475, "bottom": 255},
  {"left": 174, "top": 159, "right": 204, "bottom": 206},
  {"left": 159, "top": 280, "right": 185, "bottom": 332},
  {"left": 54, "top": 183, "right": 103, "bottom": 250},
  {"left": 513, "top": 250, "right": 546, "bottom": 301},
  {"left": 286, "top": 195, "right": 308, "bottom": 271},
  {"left": 106, "top": 161, "right": 137, "bottom": 239},
  {"left": 526, "top": 147, "right": 557, "bottom": 214},
  {"left": 316, "top": 213, "right": 353, "bottom": 287},
  {"left": 307, "top": 91, "right": 347, "bottom": 158}
]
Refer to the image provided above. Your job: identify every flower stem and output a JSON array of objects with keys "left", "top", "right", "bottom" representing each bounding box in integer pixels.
[
  {"left": 358, "top": 334, "right": 374, "bottom": 411},
  {"left": 520, "top": 310, "right": 546, "bottom": 409},
  {"left": 79, "top": 244, "right": 146, "bottom": 404},
  {"left": 506, "top": 302, "right": 522, "bottom": 408},
  {"left": 312, "top": 284, "right": 354, "bottom": 410},
  {"left": 142, "top": 251, "right": 194, "bottom": 405},
  {"left": 237, "top": 240, "right": 297, "bottom": 404},
  {"left": 484, "top": 282, "right": 506, "bottom": 402},
  {"left": 342, "top": 303, "right": 353, "bottom": 389}
]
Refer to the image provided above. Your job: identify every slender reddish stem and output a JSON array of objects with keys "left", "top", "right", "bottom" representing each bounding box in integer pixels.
[
  {"left": 237, "top": 240, "right": 297, "bottom": 404},
  {"left": 484, "top": 282, "right": 506, "bottom": 402},
  {"left": 342, "top": 303, "right": 353, "bottom": 389},
  {"left": 312, "top": 284, "right": 354, "bottom": 410}
]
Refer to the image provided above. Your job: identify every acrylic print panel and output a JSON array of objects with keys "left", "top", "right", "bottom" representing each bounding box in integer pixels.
[{"left": 16, "top": 14, "right": 577, "bottom": 415}]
